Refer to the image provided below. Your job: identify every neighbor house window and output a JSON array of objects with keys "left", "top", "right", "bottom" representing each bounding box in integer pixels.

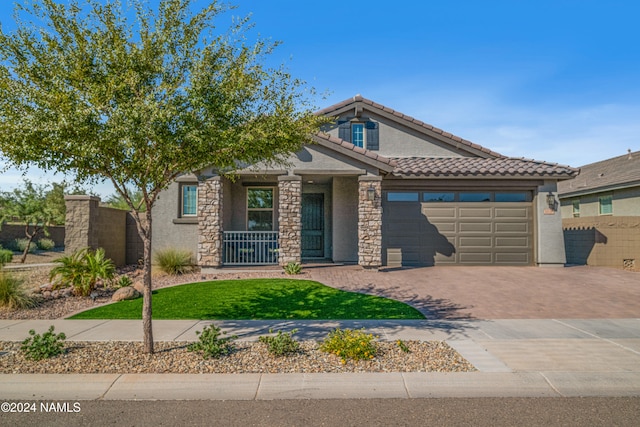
[
  {"left": 352, "top": 123, "right": 364, "bottom": 148},
  {"left": 247, "top": 188, "right": 274, "bottom": 231},
  {"left": 181, "top": 184, "right": 198, "bottom": 216},
  {"left": 599, "top": 195, "right": 613, "bottom": 215},
  {"left": 572, "top": 199, "right": 580, "bottom": 217}
]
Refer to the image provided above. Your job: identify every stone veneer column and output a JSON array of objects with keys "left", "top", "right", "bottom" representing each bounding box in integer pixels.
[
  {"left": 278, "top": 175, "right": 302, "bottom": 266},
  {"left": 64, "top": 195, "right": 100, "bottom": 254},
  {"left": 358, "top": 176, "right": 382, "bottom": 268},
  {"left": 197, "top": 176, "right": 223, "bottom": 267}
]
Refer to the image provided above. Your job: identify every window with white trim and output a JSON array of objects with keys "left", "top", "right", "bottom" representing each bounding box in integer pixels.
[
  {"left": 181, "top": 184, "right": 198, "bottom": 217},
  {"left": 351, "top": 123, "right": 364, "bottom": 148},
  {"left": 247, "top": 188, "right": 274, "bottom": 231}
]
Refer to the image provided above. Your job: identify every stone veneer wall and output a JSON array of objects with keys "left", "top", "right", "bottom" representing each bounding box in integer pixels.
[
  {"left": 358, "top": 176, "right": 382, "bottom": 268},
  {"left": 197, "top": 176, "right": 223, "bottom": 267},
  {"left": 278, "top": 175, "right": 302, "bottom": 266}
]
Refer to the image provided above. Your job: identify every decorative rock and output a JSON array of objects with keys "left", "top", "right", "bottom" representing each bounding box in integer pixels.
[
  {"left": 111, "top": 286, "right": 141, "bottom": 302},
  {"left": 42, "top": 291, "right": 52, "bottom": 299},
  {"left": 132, "top": 281, "right": 144, "bottom": 294}
]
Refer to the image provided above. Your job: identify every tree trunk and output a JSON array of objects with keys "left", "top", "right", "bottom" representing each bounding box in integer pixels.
[
  {"left": 20, "top": 224, "right": 38, "bottom": 264},
  {"left": 141, "top": 210, "right": 154, "bottom": 354}
]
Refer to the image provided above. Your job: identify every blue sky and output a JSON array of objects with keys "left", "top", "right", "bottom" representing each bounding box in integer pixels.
[{"left": 1, "top": 0, "right": 639, "bottom": 197}]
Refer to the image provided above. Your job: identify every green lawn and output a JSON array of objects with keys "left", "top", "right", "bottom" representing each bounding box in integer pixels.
[{"left": 69, "top": 279, "right": 425, "bottom": 320}]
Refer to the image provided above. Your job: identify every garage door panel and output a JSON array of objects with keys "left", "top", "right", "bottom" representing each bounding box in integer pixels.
[
  {"left": 459, "top": 222, "right": 492, "bottom": 233},
  {"left": 383, "top": 192, "right": 532, "bottom": 266},
  {"left": 495, "top": 207, "right": 530, "bottom": 218},
  {"left": 459, "top": 208, "right": 492, "bottom": 218},
  {"left": 459, "top": 236, "right": 493, "bottom": 248},
  {"left": 495, "top": 222, "right": 529, "bottom": 233},
  {"left": 495, "top": 252, "right": 530, "bottom": 264},
  {"left": 495, "top": 237, "right": 529, "bottom": 247}
]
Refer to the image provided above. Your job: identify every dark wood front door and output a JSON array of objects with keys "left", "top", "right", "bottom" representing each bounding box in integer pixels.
[{"left": 302, "top": 193, "right": 324, "bottom": 258}]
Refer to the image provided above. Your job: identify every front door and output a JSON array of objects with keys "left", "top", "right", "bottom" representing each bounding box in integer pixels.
[{"left": 302, "top": 193, "right": 324, "bottom": 258}]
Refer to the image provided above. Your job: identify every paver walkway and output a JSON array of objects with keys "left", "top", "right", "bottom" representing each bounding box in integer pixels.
[{"left": 307, "top": 265, "right": 640, "bottom": 319}]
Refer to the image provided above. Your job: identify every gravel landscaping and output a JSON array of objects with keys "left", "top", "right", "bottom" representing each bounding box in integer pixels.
[{"left": 0, "top": 264, "right": 476, "bottom": 374}]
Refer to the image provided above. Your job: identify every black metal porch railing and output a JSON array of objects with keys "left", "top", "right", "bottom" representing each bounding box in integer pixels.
[{"left": 222, "top": 231, "right": 279, "bottom": 265}]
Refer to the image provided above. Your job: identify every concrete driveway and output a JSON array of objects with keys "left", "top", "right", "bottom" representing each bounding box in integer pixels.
[{"left": 307, "top": 265, "right": 640, "bottom": 319}]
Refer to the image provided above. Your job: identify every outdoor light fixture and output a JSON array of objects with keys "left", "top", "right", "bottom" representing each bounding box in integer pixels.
[
  {"left": 546, "top": 193, "right": 556, "bottom": 210},
  {"left": 367, "top": 185, "right": 376, "bottom": 201}
]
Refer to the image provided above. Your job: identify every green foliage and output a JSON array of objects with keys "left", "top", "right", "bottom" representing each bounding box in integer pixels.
[
  {"left": 103, "top": 190, "right": 147, "bottom": 212},
  {"left": 36, "top": 238, "right": 56, "bottom": 251},
  {"left": 259, "top": 329, "right": 300, "bottom": 357},
  {"left": 0, "top": 272, "right": 37, "bottom": 309},
  {"left": 20, "top": 326, "right": 66, "bottom": 361},
  {"left": 49, "top": 248, "right": 116, "bottom": 296},
  {"left": 13, "top": 238, "right": 37, "bottom": 254},
  {"left": 188, "top": 324, "right": 237, "bottom": 359},
  {"left": 320, "top": 328, "right": 378, "bottom": 363},
  {"left": 113, "top": 275, "right": 133, "bottom": 289},
  {"left": 283, "top": 262, "right": 302, "bottom": 275},
  {"left": 396, "top": 339, "right": 411, "bottom": 353},
  {"left": 0, "top": 0, "right": 325, "bottom": 353},
  {"left": 0, "top": 249, "right": 13, "bottom": 267},
  {"left": 153, "top": 248, "right": 195, "bottom": 275}
]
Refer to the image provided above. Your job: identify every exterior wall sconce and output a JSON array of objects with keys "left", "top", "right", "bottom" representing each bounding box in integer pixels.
[
  {"left": 546, "top": 193, "right": 556, "bottom": 210},
  {"left": 367, "top": 186, "right": 376, "bottom": 201}
]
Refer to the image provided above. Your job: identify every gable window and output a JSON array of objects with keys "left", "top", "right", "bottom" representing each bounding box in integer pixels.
[
  {"left": 351, "top": 123, "right": 364, "bottom": 148},
  {"left": 599, "top": 195, "right": 613, "bottom": 215},
  {"left": 181, "top": 184, "right": 198, "bottom": 217},
  {"left": 247, "top": 188, "right": 274, "bottom": 231},
  {"left": 572, "top": 199, "right": 580, "bottom": 217}
]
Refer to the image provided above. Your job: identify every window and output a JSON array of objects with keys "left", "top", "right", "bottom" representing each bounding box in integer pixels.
[
  {"left": 352, "top": 123, "right": 364, "bottom": 148},
  {"left": 181, "top": 185, "right": 197, "bottom": 216},
  {"left": 495, "top": 192, "right": 528, "bottom": 202},
  {"left": 599, "top": 195, "right": 612, "bottom": 215},
  {"left": 387, "top": 192, "right": 419, "bottom": 202},
  {"left": 572, "top": 199, "right": 580, "bottom": 217},
  {"left": 423, "top": 192, "right": 454, "bottom": 202},
  {"left": 459, "top": 192, "right": 491, "bottom": 202},
  {"left": 247, "top": 188, "right": 274, "bottom": 231}
]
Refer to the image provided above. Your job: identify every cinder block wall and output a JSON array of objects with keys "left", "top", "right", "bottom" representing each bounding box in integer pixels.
[
  {"left": 0, "top": 225, "right": 65, "bottom": 248},
  {"left": 563, "top": 216, "right": 640, "bottom": 270},
  {"left": 64, "top": 195, "right": 141, "bottom": 267}
]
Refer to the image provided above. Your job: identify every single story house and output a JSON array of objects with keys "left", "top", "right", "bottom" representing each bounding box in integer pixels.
[
  {"left": 558, "top": 150, "right": 640, "bottom": 270},
  {"left": 152, "top": 95, "right": 579, "bottom": 268}
]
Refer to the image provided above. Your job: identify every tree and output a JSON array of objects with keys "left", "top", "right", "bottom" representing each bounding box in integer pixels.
[
  {"left": 0, "top": 180, "right": 58, "bottom": 263},
  {"left": 0, "top": 0, "right": 324, "bottom": 353},
  {"left": 103, "top": 189, "right": 146, "bottom": 211}
]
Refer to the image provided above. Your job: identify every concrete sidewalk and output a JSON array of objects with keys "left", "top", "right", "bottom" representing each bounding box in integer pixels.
[{"left": 1, "top": 318, "right": 639, "bottom": 399}]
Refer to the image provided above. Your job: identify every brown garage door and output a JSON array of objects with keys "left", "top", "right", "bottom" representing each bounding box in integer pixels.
[{"left": 382, "top": 191, "right": 533, "bottom": 266}]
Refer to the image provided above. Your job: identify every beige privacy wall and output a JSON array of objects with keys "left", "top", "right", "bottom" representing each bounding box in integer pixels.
[{"left": 563, "top": 216, "right": 640, "bottom": 270}]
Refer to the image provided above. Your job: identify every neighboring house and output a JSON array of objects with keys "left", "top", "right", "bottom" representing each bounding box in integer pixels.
[
  {"left": 152, "top": 95, "right": 578, "bottom": 269},
  {"left": 558, "top": 150, "right": 640, "bottom": 270}
]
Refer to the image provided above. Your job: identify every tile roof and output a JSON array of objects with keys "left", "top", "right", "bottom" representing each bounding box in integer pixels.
[
  {"left": 391, "top": 157, "right": 579, "bottom": 179},
  {"left": 317, "top": 95, "right": 503, "bottom": 158},
  {"left": 558, "top": 150, "right": 640, "bottom": 196}
]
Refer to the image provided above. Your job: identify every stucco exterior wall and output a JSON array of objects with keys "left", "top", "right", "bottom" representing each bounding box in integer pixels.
[
  {"left": 561, "top": 186, "right": 640, "bottom": 218},
  {"left": 535, "top": 181, "right": 566, "bottom": 266},
  {"left": 324, "top": 111, "right": 470, "bottom": 158},
  {"left": 151, "top": 180, "right": 199, "bottom": 257},
  {"left": 332, "top": 177, "right": 359, "bottom": 262}
]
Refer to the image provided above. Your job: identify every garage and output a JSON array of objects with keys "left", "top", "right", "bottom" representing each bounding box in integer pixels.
[{"left": 382, "top": 190, "right": 533, "bottom": 266}]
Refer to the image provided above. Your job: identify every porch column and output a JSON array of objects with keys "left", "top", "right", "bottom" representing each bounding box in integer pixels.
[
  {"left": 278, "top": 175, "right": 302, "bottom": 266},
  {"left": 197, "top": 176, "right": 223, "bottom": 268},
  {"left": 358, "top": 176, "right": 382, "bottom": 269}
]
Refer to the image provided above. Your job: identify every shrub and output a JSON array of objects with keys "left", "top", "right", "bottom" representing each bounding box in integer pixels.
[
  {"left": 396, "top": 339, "right": 411, "bottom": 353},
  {"left": 319, "top": 328, "right": 378, "bottom": 363},
  {"left": 259, "top": 329, "right": 300, "bottom": 357},
  {"left": 49, "top": 248, "right": 116, "bottom": 296},
  {"left": 13, "top": 238, "right": 37, "bottom": 254},
  {"left": 113, "top": 275, "right": 133, "bottom": 289},
  {"left": 188, "top": 324, "right": 237, "bottom": 359},
  {"left": 0, "top": 272, "right": 37, "bottom": 309},
  {"left": 283, "top": 262, "right": 302, "bottom": 275},
  {"left": 153, "top": 248, "right": 195, "bottom": 275},
  {"left": 0, "top": 249, "right": 13, "bottom": 267},
  {"left": 36, "top": 238, "right": 56, "bottom": 251},
  {"left": 21, "top": 326, "right": 66, "bottom": 361}
]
